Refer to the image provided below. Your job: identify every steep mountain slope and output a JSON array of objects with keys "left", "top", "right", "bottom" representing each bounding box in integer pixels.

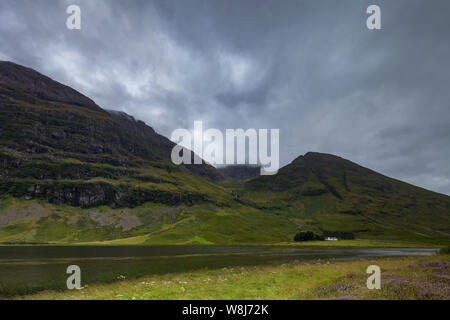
[
  {"left": 238, "top": 152, "right": 450, "bottom": 243},
  {"left": 0, "top": 61, "right": 225, "bottom": 207},
  {"left": 0, "top": 61, "right": 102, "bottom": 112},
  {"left": 0, "top": 61, "right": 287, "bottom": 244}
]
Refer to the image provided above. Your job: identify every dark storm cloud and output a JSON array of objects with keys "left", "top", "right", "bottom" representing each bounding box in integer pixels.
[{"left": 0, "top": 0, "right": 449, "bottom": 194}]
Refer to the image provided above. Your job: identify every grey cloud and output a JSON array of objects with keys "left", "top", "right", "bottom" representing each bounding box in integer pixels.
[{"left": 0, "top": 0, "right": 449, "bottom": 195}]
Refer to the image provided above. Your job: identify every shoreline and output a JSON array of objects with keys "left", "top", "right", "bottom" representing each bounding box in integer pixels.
[{"left": 0, "top": 239, "right": 444, "bottom": 248}]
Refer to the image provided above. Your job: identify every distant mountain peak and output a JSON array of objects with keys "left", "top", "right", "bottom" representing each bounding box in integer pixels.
[
  {"left": 0, "top": 61, "right": 103, "bottom": 112},
  {"left": 304, "top": 151, "right": 343, "bottom": 159}
]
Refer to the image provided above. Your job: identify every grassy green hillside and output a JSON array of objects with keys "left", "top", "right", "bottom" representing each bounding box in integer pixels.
[
  {"left": 235, "top": 153, "right": 450, "bottom": 244},
  {"left": 0, "top": 196, "right": 296, "bottom": 244}
]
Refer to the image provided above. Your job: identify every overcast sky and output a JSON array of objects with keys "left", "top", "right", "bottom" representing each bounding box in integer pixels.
[{"left": 0, "top": 0, "right": 449, "bottom": 195}]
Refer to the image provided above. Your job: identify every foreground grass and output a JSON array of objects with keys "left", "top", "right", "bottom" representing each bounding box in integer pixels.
[{"left": 18, "top": 254, "right": 449, "bottom": 300}]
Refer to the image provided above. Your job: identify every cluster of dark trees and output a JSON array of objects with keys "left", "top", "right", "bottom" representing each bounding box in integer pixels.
[{"left": 293, "top": 231, "right": 324, "bottom": 242}]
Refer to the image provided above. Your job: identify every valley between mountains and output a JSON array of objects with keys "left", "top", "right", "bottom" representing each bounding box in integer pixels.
[{"left": 1, "top": 61, "right": 449, "bottom": 245}]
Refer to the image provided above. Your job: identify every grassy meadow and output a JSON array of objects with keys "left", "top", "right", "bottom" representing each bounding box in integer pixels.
[{"left": 16, "top": 254, "right": 449, "bottom": 300}]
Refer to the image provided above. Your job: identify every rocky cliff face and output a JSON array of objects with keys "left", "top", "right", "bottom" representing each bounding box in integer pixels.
[{"left": 0, "top": 61, "right": 223, "bottom": 208}]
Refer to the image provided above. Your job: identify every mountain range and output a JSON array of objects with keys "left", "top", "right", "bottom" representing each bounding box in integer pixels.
[{"left": 0, "top": 61, "right": 449, "bottom": 245}]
